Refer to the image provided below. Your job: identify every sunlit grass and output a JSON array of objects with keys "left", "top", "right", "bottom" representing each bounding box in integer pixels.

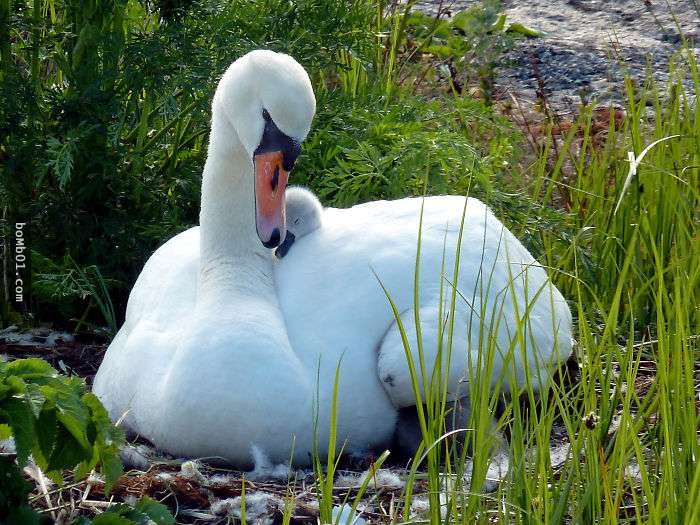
[{"left": 306, "top": 46, "right": 698, "bottom": 524}]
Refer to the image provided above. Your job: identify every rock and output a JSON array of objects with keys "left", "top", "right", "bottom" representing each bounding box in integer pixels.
[{"left": 412, "top": 0, "right": 700, "bottom": 111}]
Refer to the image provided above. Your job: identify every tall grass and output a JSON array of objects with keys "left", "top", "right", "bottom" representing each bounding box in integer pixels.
[
  {"left": 539, "top": 52, "right": 700, "bottom": 332},
  {"left": 312, "top": 359, "right": 391, "bottom": 525},
  {"left": 362, "top": 47, "right": 698, "bottom": 523}
]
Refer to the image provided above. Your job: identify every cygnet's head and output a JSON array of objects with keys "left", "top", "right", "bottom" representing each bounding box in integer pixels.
[
  {"left": 275, "top": 186, "right": 323, "bottom": 259},
  {"left": 285, "top": 186, "right": 323, "bottom": 236},
  {"left": 213, "top": 50, "right": 316, "bottom": 249}
]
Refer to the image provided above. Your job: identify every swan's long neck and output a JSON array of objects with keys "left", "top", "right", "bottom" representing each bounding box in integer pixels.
[{"left": 198, "top": 110, "right": 274, "bottom": 305}]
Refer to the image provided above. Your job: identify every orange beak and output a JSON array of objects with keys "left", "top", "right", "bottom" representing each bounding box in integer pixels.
[{"left": 254, "top": 150, "right": 289, "bottom": 248}]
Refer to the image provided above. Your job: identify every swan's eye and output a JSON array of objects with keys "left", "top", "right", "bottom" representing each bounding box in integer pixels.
[{"left": 262, "top": 108, "right": 271, "bottom": 122}]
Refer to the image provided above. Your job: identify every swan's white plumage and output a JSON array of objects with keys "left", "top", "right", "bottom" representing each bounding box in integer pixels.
[{"left": 93, "top": 50, "right": 572, "bottom": 467}]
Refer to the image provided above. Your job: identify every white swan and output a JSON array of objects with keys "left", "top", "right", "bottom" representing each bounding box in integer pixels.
[
  {"left": 275, "top": 186, "right": 323, "bottom": 258},
  {"left": 93, "top": 50, "right": 572, "bottom": 467}
]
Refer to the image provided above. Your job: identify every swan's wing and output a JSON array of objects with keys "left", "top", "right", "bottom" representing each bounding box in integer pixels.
[
  {"left": 93, "top": 227, "right": 200, "bottom": 426},
  {"left": 123, "top": 227, "right": 200, "bottom": 331}
]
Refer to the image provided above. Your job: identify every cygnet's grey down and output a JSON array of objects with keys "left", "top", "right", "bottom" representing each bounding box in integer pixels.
[{"left": 275, "top": 186, "right": 323, "bottom": 258}]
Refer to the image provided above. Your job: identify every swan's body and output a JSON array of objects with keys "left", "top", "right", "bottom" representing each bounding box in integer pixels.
[
  {"left": 275, "top": 186, "right": 323, "bottom": 258},
  {"left": 93, "top": 51, "right": 572, "bottom": 466}
]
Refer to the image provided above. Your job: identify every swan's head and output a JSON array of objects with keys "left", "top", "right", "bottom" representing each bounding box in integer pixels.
[{"left": 214, "top": 49, "right": 316, "bottom": 248}]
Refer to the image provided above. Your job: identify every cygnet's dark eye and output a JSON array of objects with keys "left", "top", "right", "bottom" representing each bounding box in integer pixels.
[{"left": 262, "top": 108, "right": 271, "bottom": 122}]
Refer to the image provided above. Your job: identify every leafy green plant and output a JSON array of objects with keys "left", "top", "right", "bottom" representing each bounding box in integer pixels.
[
  {"left": 72, "top": 497, "right": 175, "bottom": 525},
  {"left": 295, "top": 91, "right": 516, "bottom": 208},
  {"left": 0, "top": 357, "right": 177, "bottom": 523},
  {"left": 0, "top": 358, "right": 124, "bottom": 486},
  {"left": 401, "top": 1, "right": 525, "bottom": 101},
  {"left": 0, "top": 358, "right": 126, "bottom": 522},
  {"left": 32, "top": 253, "right": 119, "bottom": 336}
]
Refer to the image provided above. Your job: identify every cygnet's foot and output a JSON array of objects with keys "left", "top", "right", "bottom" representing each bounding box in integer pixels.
[{"left": 275, "top": 231, "right": 296, "bottom": 258}]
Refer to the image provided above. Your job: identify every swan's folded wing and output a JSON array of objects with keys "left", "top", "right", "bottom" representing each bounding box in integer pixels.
[{"left": 123, "top": 227, "right": 200, "bottom": 332}]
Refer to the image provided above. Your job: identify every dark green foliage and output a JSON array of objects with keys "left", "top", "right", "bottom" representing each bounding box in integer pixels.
[
  {"left": 73, "top": 497, "right": 175, "bottom": 524},
  {"left": 0, "top": 358, "right": 164, "bottom": 522},
  {"left": 153, "top": 0, "right": 196, "bottom": 22},
  {"left": 32, "top": 253, "right": 119, "bottom": 335},
  {"left": 0, "top": 0, "right": 378, "bottom": 328},
  {"left": 402, "top": 0, "right": 516, "bottom": 101},
  {"left": 296, "top": 91, "right": 516, "bottom": 206},
  {"left": 0, "top": 358, "right": 176, "bottom": 523},
  {"left": 0, "top": 358, "right": 124, "bottom": 487},
  {"left": 0, "top": 456, "right": 50, "bottom": 525}
]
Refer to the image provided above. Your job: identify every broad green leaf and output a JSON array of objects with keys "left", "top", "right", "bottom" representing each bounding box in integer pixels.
[
  {"left": 83, "top": 393, "right": 123, "bottom": 448},
  {"left": 33, "top": 407, "right": 58, "bottom": 470},
  {"left": 73, "top": 451, "right": 98, "bottom": 482},
  {"left": 90, "top": 515, "right": 134, "bottom": 525},
  {"left": 49, "top": 380, "right": 91, "bottom": 450},
  {"left": 99, "top": 452, "right": 124, "bottom": 495},
  {"left": 1, "top": 398, "right": 36, "bottom": 466},
  {"left": 120, "top": 510, "right": 152, "bottom": 525},
  {"left": 4, "top": 375, "right": 27, "bottom": 395},
  {"left": 0, "top": 423, "right": 11, "bottom": 439},
  {"left": 6, "top": 359, "right": 56, "bottom": 379},
  {"left": 82, "top": 393, "right": 124, "bottom": 491},
  {"left": 99, "top": 503, "right": 133, "bottom": 517},
  {"left": 0, "top": 383, "right": 12, "bottom": 399},
  {"left": 46, "top": 425, "right": 91, "bottom": 473},
  {"left": 134, "top": 496, "right": 175, "bottom": 525},
  {"left": 25, "top": 383, "right": 48, "bottom": 418}
]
